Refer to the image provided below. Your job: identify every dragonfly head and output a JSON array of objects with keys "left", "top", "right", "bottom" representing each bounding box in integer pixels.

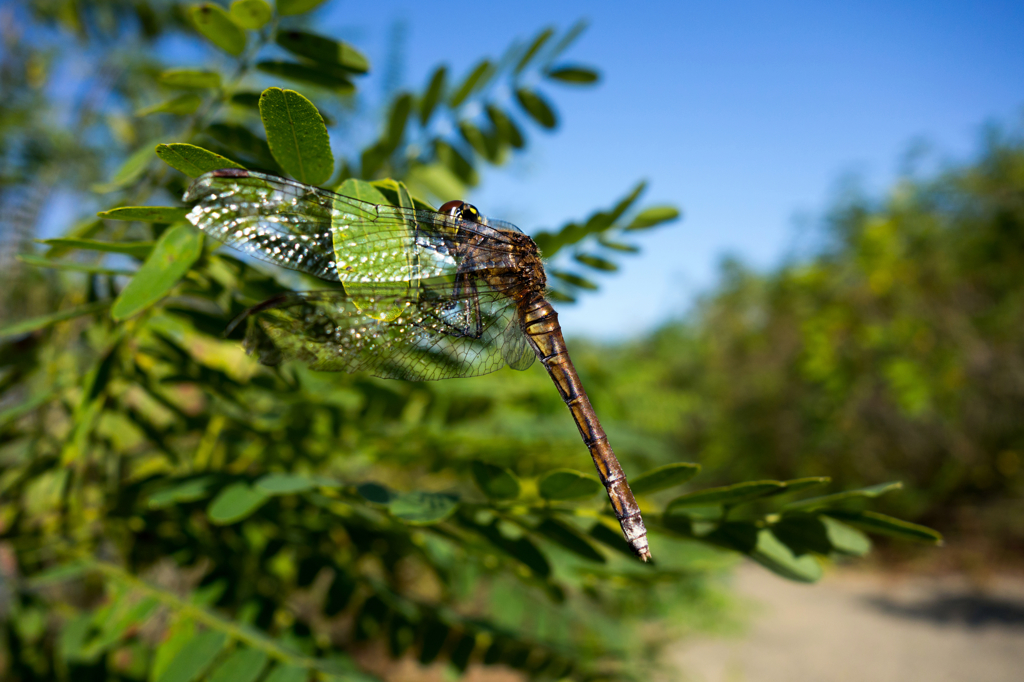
[{"left": 439, "top": 200, "right": 482, "bottom": 224}]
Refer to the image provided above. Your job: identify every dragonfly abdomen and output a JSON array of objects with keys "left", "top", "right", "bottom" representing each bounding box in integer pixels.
[{"left": 519, "top": 297, "right": 651, "bottom": 561}]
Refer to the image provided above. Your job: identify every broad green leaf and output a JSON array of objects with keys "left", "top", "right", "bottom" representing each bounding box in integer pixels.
[
  {"left": 535, "top": 518, "right": 605, "bottom": 563},
  {"left": 155, "top": 630, "right": 227, "bottom": 682},
  {"left": 548, "top": 269, "right": 597, "bottom": 290},
  {"left": 433, "top": 139, "right": 478, "bottom": 186},
  {"left": 137, "top": 94, "right": 203, "bottom": 116},
  {"left": 383, "top": 92, "right": 413, "bottom": 152},
  {"left": 419, "top": 66, "right": 446, "bottom": 125},
  {"left": 486, "top": 105, "right": 524, "bottom": 149},
  {"left": 151, "top": 619, "right": 196, "bottom": 682},
  {"left": 146, "top": 477, "right": 217, "bottom": 509},
  {"left": 470, "top": 461, "right": 521, "bottom": 500},
  {"left": 624, "top": 206, "right": 681, "bottom": 230},
  {"left": 629, "top": 462, "right": 701, "bottom": 495},
  {"left": 406, "top": 163, "right": 465, "bottom": 202},
  {"left": 770, "top": 514, "right": 832, "bottom": 556},
  {"left": 749, "top": 529, "right": 823, "bottom": 583},
  {"left": 262, "top": 663, "right": 307, "bottom": 682},
  {"left": 784, "top": 481, "right": 904, "bottom": 511},
  {"left": 824, "top": 510, "right": 943, "bottom": 544},
  {"left": 207, "top": 482, "right": 269, "bottom": 524},
  {"left": 255, "top": 473, "right": 316, "bottom": 495},
  {"left": 59, "top": 614, "right": 94, "bottom": 663},
  {"left": 191, "top": 4, "right": 246, "bottom": 56},
  {"left": 158, "top": 69, "right": 222, "bottom": 89},
  {"left": 0, "top": 300, "right": 110, "bottom": 340},
  {"left": 515, "top": 27, "right": 554, "bottom": 74},
  {"left": 92, "top": 143, "right": 154, "bottom": 193},
  {"left": 515, "top": 88, "right": 557, "bottom": 129},
  {"left": 255, "top": 61, "right": 355, "bottom": 93},
  {"left": 156, "top": 143, "right": 244, "bottom": 177},
  {"left": 336, "top": 178, "right": 389, "bottom": 206},
  {"left": 36, "top": 238, "right": 153, "bottom": 257},
  {"left": 207, "top": 648, "right": 268, "bottom": 682},
  {"left": 25, "top": 560, "right": 92, "bottom": 587},
  {"left": 259, "top": 87, "right": 333, "bottom": 185},
  {"left": 111, "top": 225, "right": 203, "bottom": 320},
  {"left": 388, "top": 491, "right": 458, "bottom": 524},
  {"left": 821, "top": 516, "right": 872, "bottom": 556},
  {"left": 538, "top": 469, "right": 601, "bottom": 500},
  {"left": 82, "top": 596, "right": 159, "bottom": 657},
  {"left": 545, "top": 65, "right": 600, "bottom": 84},
  {"left": 449, "top": 60, "right": 493, "bottom": 108},
  {"left": 275, "top": 30, "right": 369, "bottom": 73},
  {"left": 276, "top": 0, "right": 328, "bottom": 16},
  {"left": 574, "top": 253, "right": 618, "bottom": 272},
  {"left": 459, "top": 120, "right": 491, "bottom": 160},
  {"left": 229, "top": 0, "right": 272, "bottom": 29},
  {"left": 97, "top": 206, "right": 190, "bottom": 223},
  {"left": 666, "top": 481, "right": 785, "bottom": 510}
]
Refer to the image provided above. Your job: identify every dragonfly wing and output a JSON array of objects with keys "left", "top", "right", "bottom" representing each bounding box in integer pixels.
[
  {"left": 243, "top": 289, "right": 535, "bottom": 381},
  {"left": 184, "top": 170, "right": 518, "bottom": 287}
]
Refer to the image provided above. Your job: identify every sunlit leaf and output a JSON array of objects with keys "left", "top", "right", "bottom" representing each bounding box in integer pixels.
[
  {"left": 156, "top": 143, "right": 245, "bottom": 177},
  {"left": 36, "top": 238, "right": 153, "bottom": 257},
  {"left": 229, "top": 0, "right": 272, "bottom": 30},
  {"left": 748, "top": 529, "right": 823, "bottom": 583},
  {"left": 515, "top": 27, "right": 554, "bottom": 74},
  {"left": 276, "top": 0, "right": 328, "bottom": 16},
  {"left": 515, "top": 88, "right": 557, "bottom": 129},
  {"left": 574, "top": 253, "right": 618, "bottom": 272},
  {"left": 147, "top": 477, "right": 217, "bottom": 508},
  {"left": 629, "top": 462, "right": 701, "bottom": 495},
  {"left": 255, "top": 473, "right": 316, "bottom": 495},
  {"left": 263, "top": 664, "right": 307, "bottom": 682},
  {"left": 624, "top": 206, "right": 681, "bottom": 230},
  {"left": 470, "top": 461, "right": 521, "bottom": 500},
  {"left": 548, "top": 269, "right": 597, "bottom": 290},
  {"left": 158, "top": 69, "right": 222, "bottom": 89},
  {"left": 207, "top": 648, "right": 268, "bottom": 682},
  {"left": 824, "top": 510, "right": 943, "bottom": 544},
  {"left": 191, "top": 3, "right": 246, "bottom": 57},
  {"left": 275, "top": 30, "right": 369, "bottom": 73},
  {"left": 207, "top": 482, "right": 269, "bottom": 524},
  {"left": 449, "top": 60, "right": 492, "bottom": 108},
  {"left": 821, "top": 516, "right": 872, "bottom": 556},
  {"left": 97, "top": 206, "right": 189, "bottom": 223},
  {"left": 538, "top": 469, "right": 601, "bottom": 500},
  {"left": 137, "top": 94, "right": 203, "bottom": 116},
  {"left": 784, "top": 481, "right": 904, "bottom": 511},
  {"left": 259, "top": 87, "right": 333, "bottom": 185},
  {"left": 111, "top": 224, "right": 204, "bottom": 320},
  {"left": 388, "top": 491, "right": 458, "bottom": 524},
  {"left": 154, "top": 630, "right": 227, "bottom": 682},
  {"left": 0, "top": 301, "right": 110, "bottom": 340},
  {"left": 666, "top": 481, "right": 785, "bottom": 510}
]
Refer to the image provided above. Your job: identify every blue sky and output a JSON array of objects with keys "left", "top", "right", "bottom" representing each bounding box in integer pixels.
[{"left": 313, "top": 1, "right": 1024, "bottom": 339}]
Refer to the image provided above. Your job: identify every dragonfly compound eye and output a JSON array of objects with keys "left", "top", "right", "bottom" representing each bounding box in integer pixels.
[{"left": 438, "top": 200, "right": 482, "bottom": 223}]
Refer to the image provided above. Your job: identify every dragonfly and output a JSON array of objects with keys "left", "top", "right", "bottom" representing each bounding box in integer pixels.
[{"left": 184, "top": 169, "right": 651, "bottom": 561}]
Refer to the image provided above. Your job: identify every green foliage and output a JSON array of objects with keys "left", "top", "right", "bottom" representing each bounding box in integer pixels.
[{"left": 0, "top": 2, "right": 938, "bottom": 680}]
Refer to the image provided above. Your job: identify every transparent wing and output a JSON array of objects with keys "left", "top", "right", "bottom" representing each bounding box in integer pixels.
[
  {"left": 183, "top": 169, "right": 520, "bottom": 287},
  {"left": 242, "top": 289, "right": 535, "bottom": 381}
]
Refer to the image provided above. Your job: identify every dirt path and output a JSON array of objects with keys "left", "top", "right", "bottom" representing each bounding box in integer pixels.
[{"left": 670, "top": 564, "right": 1024, "bottom": 682}]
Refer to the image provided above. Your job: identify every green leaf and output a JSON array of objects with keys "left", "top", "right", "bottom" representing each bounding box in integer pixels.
[
  {"left": 92, "top": 143, "right": 154, "bottom": 193},
  {"left": 629, "top": 462, "right": 701, "bottom": 495},
  {"left": 255, "top": 61, "right": 354, "bottom": 93},
  {"left": 587, "top": 521, "right": 635, "bottom": 557},
  {"left": 204, "top": 123, "right": 278, "bottom": 169},
  {"left": 275, "top": 30, "right": 369, "bottom": 73},
  {"left": 229, "top": 0, "right": 272, "bottom": 30},
  {"left": 433, "top": 139, "right": 478, "bottom": 186},
  {"left": 207, "top": 648, "right": 268, "bottom": 682},
  {"left": 0, "top": 300, "right": 110, "bottom": 340},
  {"left": 419, "top": 66, "right": 446, "bottom": 125},
  {"left": 597, "top": 235, "right": 639, "bottom": 253},
  {"left": 548, "top": 20, "right": 588, "bottom": 62},
  {"left": 538, "top": 469, "right": 601, "bottom": 500},
  {"left": 208, "top": 482, "right": 269, "bottom": 524},
  {"left": 470, "top": 462, "right": 521, "bottom": 500},
  {"left": 155, "top": 630, "right": 227, "bottom": 682},
  {"left": 156, "top": 143, "right": 244, "bottom": 177},
  {"left": 749, "top": 529, "right": 823, "bottom": 583},
  {"left": 515, "top": 27, "right": 554, "bottom": 74},
  {"left": 515, "top": 88, "right": 557, "bottom": 129},
  {"left": 36, "top": 238, "right": 154, "bottom": 257},
  {"left": 276, "top": 0, "right": 328, "bottom": 16},
  {"left": 158, "top": 69, "right": 222, "bottom": 89},
  {"left": 449, "top": 60, "right": 493, "bottom": 108},
  {"left": 255, "top": 473, "right": 316, "bottom": 495},
  {"left": 26, "top": 560, "right": 92, "bottom": 587},
  {"left": 624, "top": 206, "right": 681, "bottom": 230},
  {"left": 191, "top": 3, "right": 246, "bottom": 56},
  {"left": 821, "top": 516, "right": 872, "bottom": 556},
  {"left": 772, "top": 477, "right": 832, "bottom": 496},
  {"left": 262, "top": 664, "right": 307, "bottom": 682},
  {"left": 388, "top": 491, "right": 458, "bottom": 525},
  {"left": 666, "top": 481, "right": 786, "bottom": 510},
  {"left": 151, "top": 619, "right": 195, "bottom": 682},
  {"left": 548, "top": 269, "right": 597, "bottom": 290},
  {"left": 535, "top": 518, "right": 605, "bottom": 562},
  {"left": 97, "top": 206, "right": 190, "bottom": 223},
  {"left": 111, "top": 225, "right": 203, "bottom": 320},
  {"left": 357, "top": 482, "right": 397, "bottom": 505},
  {"left": 485, "top": 105, "right": 524, "bottom": 149},
  {"left": 824, "top": 510, "right": 943, "bottom": 544},
  {"left": 147, "top": 477, "right": 218, "bottom": 509},
  {"left": 259, "top": 87, "right": 333, "bottom": 185},
  {"left": 138, "top": 94, "right": 203, "bottom": 116},
  {"left": 545, "top": 65, "right": 599, "bottom": 84},
  {"left": 383, "top": 92, "right": 413, "bottom": 152},
  {"left": 0, "top": 389, "right": 57, "bottom": 427},
  {"left": 574, "top": 253, "right": 618, "bottom": 272},
  {"left": 784, "top": 481, "right": 904, "bottom": 511}
]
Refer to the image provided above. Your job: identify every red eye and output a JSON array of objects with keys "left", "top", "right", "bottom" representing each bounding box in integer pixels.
[{"left": 439, "top": 200, "right": 465, "bottom": 216}]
